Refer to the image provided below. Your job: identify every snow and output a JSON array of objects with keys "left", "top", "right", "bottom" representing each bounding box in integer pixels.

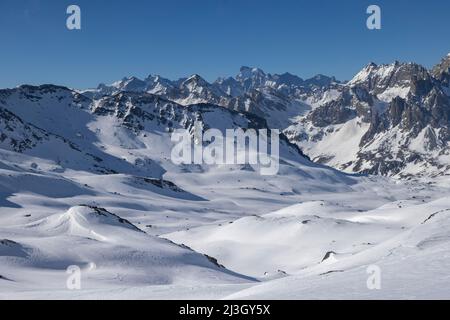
[
  {"left": 223, "top": 197, "right": 450, "bottom": 299},
  {"left": 0, "top": 85, "right": 368, "bottom": 298},
  {"left": 2, "top": 59, "right": 450, "bottom": 299},
  {"left": 377, "top": 86, "right": 410, "bottom": 102},
  {"left": 2, "top": 171, "right": 449, "bottom": 299},
  {"left": 164, "top": 200, "right": 398, "bottom": 277},
  {"left": 348, "top": 63, "right": 380, "bottom": 86}
]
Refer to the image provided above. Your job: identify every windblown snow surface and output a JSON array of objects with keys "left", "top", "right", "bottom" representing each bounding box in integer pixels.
[{"left": 1, "top": 146, "right": 450, "bottom": 299}]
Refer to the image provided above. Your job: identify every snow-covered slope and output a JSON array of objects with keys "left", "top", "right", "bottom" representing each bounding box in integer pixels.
[
  {"left": 165, "top": 195, "right": 450, "bottom": 279},
  {"left": 286, "top": 55, "right": 450, "bottom": 178},
  {"left": 0, "top": 205, "right": 253, "bottom": 294},
  {"left": 0, "top": 80, "right": 364, "bottom": 298},
  {"left": 223, "top": 197, "right": 450, "bottom": 299},
  {"left": 1, "top": 55, "right": 450, "bottom": 299}
]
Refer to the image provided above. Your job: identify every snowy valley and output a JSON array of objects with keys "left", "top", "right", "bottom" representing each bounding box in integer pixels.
[{"left": 1, "top": 54, "right": 450, "bottom": 299}]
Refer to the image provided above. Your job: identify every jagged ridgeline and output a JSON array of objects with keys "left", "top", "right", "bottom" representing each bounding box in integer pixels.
[
  {"left": 2, "top": 53, "right": 450, "bottom": 178},
  {"left": 81, "top": 54, "right": 450, "bottom": 178}
]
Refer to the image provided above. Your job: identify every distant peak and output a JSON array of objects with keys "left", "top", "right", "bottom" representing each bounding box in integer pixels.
[
  {"left": 183, "top": 74, "right": 209, "bottom": 87},
  {"left": 274, "top": 72, "right": 304, "bottom": 83},
  {"left": 311, "top": 74, "right": 330, "bottom": 80},
  {"left": 239, "top": 66, "right": 266, "bottom": 75},
  {"left": 118, "top": 76, "right": 142, "bottom": 83},
  {"left": 304, "top": 74, "right": 336, "bottom": 87},
  {"left": 186, "top": 74, "right": 205, "bottom": 81}
]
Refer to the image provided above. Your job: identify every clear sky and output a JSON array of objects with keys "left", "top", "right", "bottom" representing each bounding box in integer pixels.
[{"left": 0, "top": 0, "right": 449, "bottom": 89}]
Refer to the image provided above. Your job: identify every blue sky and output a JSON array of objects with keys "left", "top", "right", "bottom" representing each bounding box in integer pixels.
[{"left": 0, "top": 0, "right": 449, "bottom": 89}]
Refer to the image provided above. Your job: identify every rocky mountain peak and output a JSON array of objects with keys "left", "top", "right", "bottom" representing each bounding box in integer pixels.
[
  {"left": 271, "top": 72, "right": 304, "bottom": 87},
  {"left": 432, "top": 53, "right": 450, "bottom": 87},
  {"left": 304, "top": 74, "right": 337, "bottom": 87},
  {"left": 237, "top": 66, "right": 268, "bottom": 91},
  {"left": 238, "top": 66, "right": 266, "bottom": 76},
  {"left": 182, "top": 74, "right": 209, "bottom": 87},
  {"left": 348, "top": 61, "right": 431, "bottom": 101}
]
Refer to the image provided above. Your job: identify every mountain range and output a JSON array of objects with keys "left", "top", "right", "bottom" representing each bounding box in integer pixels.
[
  {"left": 77, "top": 53, "right": 450, "bottom": 178},
  {"left": 1, "top": 54, "right": 450, "bottom": 299}
]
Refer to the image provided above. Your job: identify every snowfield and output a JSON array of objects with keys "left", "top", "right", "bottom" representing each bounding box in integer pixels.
[
  {"left": 1, "top": 54, "right": 450, "bottom": 299},
  {"left": 1, "top": 144, "right": 449, "bottom": 299}
]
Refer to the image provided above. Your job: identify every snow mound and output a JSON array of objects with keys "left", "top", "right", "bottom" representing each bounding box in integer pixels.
[
  {"left": 165, "top": 201, "right": 399, "bottom": 277},
  {"left": 165, "top": 197, "right": 450, "bottom": 279},
  {"left": 224, "top": 197, "right": 450, "bottom": 299},
  {"left": 28, "top": 205, "right": 142, "bottom": 241},
  {"left": 1, "top": 206, "right": 254, "bottom": 290}
]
